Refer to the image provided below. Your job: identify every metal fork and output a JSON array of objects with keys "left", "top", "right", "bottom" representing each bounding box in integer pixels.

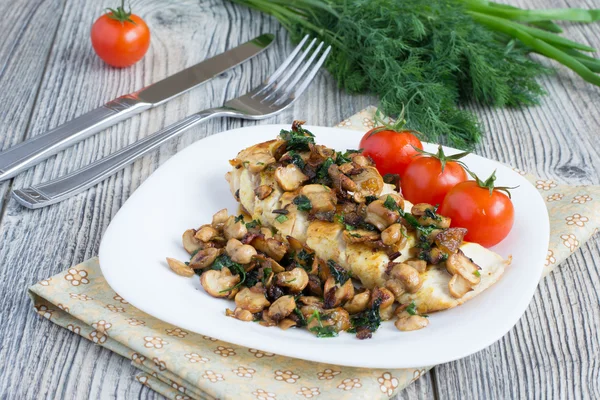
[{"left": 13, "top": 36, "right": 331, "bottom": 209}]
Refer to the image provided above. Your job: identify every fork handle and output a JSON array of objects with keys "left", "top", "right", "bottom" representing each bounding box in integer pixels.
[{"left": 12, "top": 109, "right": 225, "bottom": 209}]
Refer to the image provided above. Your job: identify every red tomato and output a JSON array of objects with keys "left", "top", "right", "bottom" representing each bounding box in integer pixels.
[
  {"left": 91, "top": 2, "right": 150, "bottom": 68},
  {"left": 401, "top": 146, "right": 468, "bottom": 206},
  {"left": 439, "top": 174, "right": 515, "bottom": 247},
  {"left": 359, "top": 128, "right": 422, "bottom": 177}
]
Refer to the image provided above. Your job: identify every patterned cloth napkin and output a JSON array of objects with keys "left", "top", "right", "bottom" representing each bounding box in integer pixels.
[{"left": 29, "top": 106, "right": 600, "bottom": 400}]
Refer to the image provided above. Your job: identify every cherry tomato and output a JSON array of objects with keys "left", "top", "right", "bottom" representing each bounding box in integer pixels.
[
  {"left": 401, "top": 146, "right": 468, "bottom": 206},
  {"left": 359, "top": 127, "right": 422, "bottom": 177},
  {"left": 439, "top": 172, "right": 514, "bottom": 247},
  {"left": 91, "top": 1, "right": 150, "bottom": 68}
]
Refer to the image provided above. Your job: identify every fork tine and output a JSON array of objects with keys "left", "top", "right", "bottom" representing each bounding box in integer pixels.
[
  {"left": 275, "top": 41, "right": 324, "bottom": 98},
  {"left": 273, "top": 45, "right": 332, "bottom": 105},
  {"left": 263, "top": 35, "right": 309, "bottom": 86}
]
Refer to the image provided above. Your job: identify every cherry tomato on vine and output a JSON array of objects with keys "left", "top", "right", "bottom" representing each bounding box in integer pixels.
[
  {"left": 401, "top": 145, "right": 468, "bottom": 206},
  {"left": 439, "top": 171, "right": 515, "bottom": 247},
  {"left": 359, "top": 114, "right": 423, "bottom": 177},
  {"left": 91, "top": 1, "right": 150, "bottom": 68}
]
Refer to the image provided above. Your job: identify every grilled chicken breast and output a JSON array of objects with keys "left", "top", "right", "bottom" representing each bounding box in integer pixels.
[{"left": 226, "top": 136, "right": 509, "bottom": 314}]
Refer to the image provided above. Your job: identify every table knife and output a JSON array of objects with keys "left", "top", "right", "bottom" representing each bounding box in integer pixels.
[{"left": 0, "top": 33, "right": 274, "bottom": 182}]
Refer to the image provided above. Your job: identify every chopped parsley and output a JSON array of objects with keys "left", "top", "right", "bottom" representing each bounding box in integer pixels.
[
  {"left": 335, "top": 149, "right": 361, "bottom": 165},
  {"left": 297, "top": 249, "right": 314, "bottom": 271},
  {"left": 307, "top": 310, "right": 338, "bottom": 338},
  {"left": 473, "top": 270, "right": 481, "bottom": 277},
  {"left": 280, "top": 128, "right": 315, "bottom": 151},
  {"left": 261, "top": 267, "right": 272, "bottom": 286},
  {"left": 214, "top": 256, "right": 246, "bottom": 293},
  {"left": 234, "top": 214, "right": 245, "bottom": 223},
  {"left": 285, "top": 278, "right": 297, "bottom": 284},
  {"left": 292, "top": 195, "right": 312, "bottom": 212},
  {"left": 424, "top": 207, "right": 441, "bottom": 221},
  {"left": 327, "top": 259, "right": 351, "bottom": 285},
  {"left": 406, "top": 301, "right": 418, "bottom": 316},
  {"left": 349, "top": 298, "right": 382, "bottom": 335},
  {"left": 293, "top": 308, "right": 307, "bottom": 327},
  {"left": 316, "top": 157, "right": 335, "bottom": 181},
  {"left": 365, "top": 195, "right": 378, "bottom": 204},
  {"left": 349, "top": 233, "right": 362, "bottom": 238},
  {"left": 245, "top": 269, "right": 260, "bottom": 287},
  {"left": 245, "top": 219, "right": 261, "bottom": 229},
  {"left": 288, "top": 150, "right": 306, "bottom": 169},
  {"left": 383, "top": 195, "right": 399, "bottom": 211},
  {"left": 275, "top": 214, "right": 289, "bottom": 224},
  {"left": 334, "top": 213, "right": 355, "bottom": 231}
]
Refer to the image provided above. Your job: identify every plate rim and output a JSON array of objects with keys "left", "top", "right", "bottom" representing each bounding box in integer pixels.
[{"left": 98, "top": 124, "right": 549, "bottom": 368}]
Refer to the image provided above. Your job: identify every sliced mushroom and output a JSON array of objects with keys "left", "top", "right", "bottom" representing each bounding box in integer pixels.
[
  {"left": 189, "top": 247, "right": 222, "bottom": 269},
  {"left": 195, "top": 225, "right": 219, "bottom": 242},
  {"left": 395, "top": 311, "right": 429, "bottom": 331},
  {"left": 388, "top": 263, "right": 422, "bottom": 293},
  {"left": 225, "top": 238, "right": 257, "bottom": 264},
  {"left": 278, "top": 318, "right": 297, "bottom": 330},
  {"left": 275, "top": 268, "right": 309, "bottom": 293},
  {"left": 327, "top": 307, "right": 351, "bottom": 332},
  {"left": 350, "top": 166, "right": 384, "bottom": 202},
  {"left": 446, "top": 251, "right": 481, "bottom": 285},
  {"left": 369, "top": 287, "right": 395, "bottom": 310},
  {"left": 223, "top": 216, "right": 248, "bottom": 240},
  {"left": 297, "top": 296, "right": 324, "bottom": 306},
  {"left": 328, "top": 163, "right": 358, "bottom": 193},
  {"left": 349, "top": 154, "right": 372, "bottom": 167},
  {"left": 411, "top": 204, "right": 451, "bottom": 228},
  {"left": 200, "top": 267, "right": 240, "bottom": 299},
  {"left": 299, "top": 184, "right": 337, "bottom": 213},
  {"left": 235, "top": 287, "right": 271, "bottom": 313},
  {"left": 255, "top": 184, "right": 274, "bottom": 200},
  {"left": 435, "top": 227, "right": 468, "bottom": 254},
  {"left": 421, "top": 247, "right": 447, "bottom": 265},
  {"left": 405, "top": 259, "right": 427, "bottom": 274},
  {"left": 211, "top": 208, "right": 229, "bottom": 229},
  {"left": 226, "top": 307, "right": 254, "bottom": 322},
  {"left": 381, "top": 223, "right": 407, "bottom": 246},
  {"left": 448, "top": 274, "right": 473, "bottom": 298},
  {"left": 254, "top": 254, "right": 286, "bottom": 273},
  {"left": 267, "top": 295, "right": 296, "bottom": 322},
  {"left": 342, "top": 229, "right": 380, "bottom": 244},
  {"left": 260, "top": 227, "right": 274, "bottom": 239},
  {"left": 182, "top": 229, "right": 204, "bottom": 254},
  {"left": 274, "top": 164, "right": 309, "bottom": 191},
  {"left": 323, "top": 277, "right": 355, "bottom": 309},
  {"left": 343, "top": 290, "right": 370, "bottom": 314},
  {"left": 364, "top": 199, "right": 400, "bottom": 231},
  {"left": 166, "top": 257, "right": 195, "bottom": 277},
  {"left": 411, "top": 203, "right": 436, "bottom": 217},
  {"left": 232, "top": 141, "right": 277, "bottom": 172},
  {"left": 251, "top": 236, "right": 287, "bottom": 261},
  {"left": 307, "top": 275, "right": 324, "bottom": 297}
]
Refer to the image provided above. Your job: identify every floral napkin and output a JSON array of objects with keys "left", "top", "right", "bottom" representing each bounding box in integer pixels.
[{"left": 29, "top": 106, "right": 600, "bottom": 399}]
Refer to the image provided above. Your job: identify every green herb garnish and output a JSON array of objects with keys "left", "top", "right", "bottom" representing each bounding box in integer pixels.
[
  {"left": 292, "top": 195, "right": 312, "bottom": 212},
  {"left": 349, "top": 298, "right": 382, "bottom": 335},
  {"left": 245, "top": 219, "right": 261, "bottom": 229},
  {"left": 288, "top": 150, "right": 306, "bottom": 169},
  {"left": 365, "top": 195, "right": 378, "bottom": 204},
  {"left": 474, "top": 270, "right": 481, "bottom": 277},
  {"left": 334, "top": 213, "right": 355, "bottom": 231},
  {"left": 261, "top": 267, "right": 273, "bottom": 286},
  {"left": 275, "top": 214, "right": 289, "bottom": 224},
  {"left": 315, "top": 157, "right": 334, "bottom": 182},
  {"left": 406, "top": 301, "right": 418, "bottom": 316},
  {"left": 327, "top": 259, "right": 351, "bottom": 285},
  {"left": 293, "top": 307, "right": 307, "bottom": 327},
  {"left": 280, "top": 128, "right": 315, "bottom": 151},
  {"left": 297, "top": 249, "right": 314, "bottom": 271},
  {"left": 307, "top": 310, "right": 338, "bottom": 338},
  {"left": 215, "top": 256, "right": 246, "bottom": 293},
  {"left": 234, "top": 215, "right": 244, "bottom": 223}
]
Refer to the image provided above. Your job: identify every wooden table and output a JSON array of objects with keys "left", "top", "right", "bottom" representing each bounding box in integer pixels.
[{"left": 1, "top": 0, "right": 598, "bottom": 398}]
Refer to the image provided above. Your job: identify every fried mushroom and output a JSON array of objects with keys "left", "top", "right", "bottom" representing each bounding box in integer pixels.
[
  {"left": 395, "top": 311, "right": 429, "bottom": 331},
  {"left": 267, "top": 295, "right": 296, "bottom": 322},
  {"left": 189, "top": 247, "right": 222, "bottom": 269},
  {"left": 274, "top": 164, "right": 309, "bottom": 191},
  {"left": 225, "top": 238, "right": 257, "bottom": 264},
  {"left": 275, "top": 268, "right": 309, "bottom": 293},
  {"left": 235, "top": 287, "right": 271, "bottom": 313},
  {"left": 200, "top": 267, "right": 240, "bottom": 299}
]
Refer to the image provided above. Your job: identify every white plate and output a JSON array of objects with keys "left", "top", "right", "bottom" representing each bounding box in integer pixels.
[{"left": 99, "top": 124, "right": 549, "bottom": 368}]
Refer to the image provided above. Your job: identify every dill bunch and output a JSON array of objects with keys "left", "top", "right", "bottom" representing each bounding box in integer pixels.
[{"left": 229, "top": 0, "right": 600, "bottom": 148}]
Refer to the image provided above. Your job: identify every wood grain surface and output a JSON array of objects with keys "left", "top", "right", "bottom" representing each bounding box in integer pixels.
[{"left": 0, "top": 0, "right": 598, "bottom": 399}]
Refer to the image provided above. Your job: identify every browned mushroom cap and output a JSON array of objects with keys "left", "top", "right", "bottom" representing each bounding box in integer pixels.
[
  {"left": 405, "top": 259, "right": 427, "bottom": 273},
  {"left": 435, "top": 228, "right": 468, "bottom": 254},
  {"left": 446, "top": 250, "right": 481, "bottom": 285},
  {"left": 274, "top": 164, "right": 309, "bottom": 191},
  {"left": 350, "top": 166, "right": 385, "bottom": 202},
  {"left": 225, "top": 238, "right": 257, "bottom": 264},
  {"left": 395, "top": 311, "right": 429, "bottom": 331},
  {"left": 348, "top": 153, "right": 373, "bottom": 167},
  {"left": 328, "top": 163, "right": 358, "bottom": 193},
  {"left": 364, "top": 197, "right": 401, "bottom": 230},
  {"left": 381, "top": 223, "right": 408, "bottom": 246},
  {"left": 343, "top": 289, "right": 371, "bottom": 314},
  {"left": 411, "top": 203, "right": 436, "bottom": 217},
  {"left": 235, "top": 287, "right": 271, "bottom": 313},
  {"left": 300, "top": 184, "right": 337, "bottom": 213},
  {"left": 182, "top": 229, "right": 204, "bottom": 255},
  {"left": 166, "top": 257, "right": 195, "bottom": 277},
  {"left": 251, "top": 236, "right": 288, "bottom": 261},
  {"left": 323, "top": 277, "right": 355, "bottom": 309},
  {"left": 388, "top": 263, "right": 422, "bottom": 294},
  {"left": 297, "top": 296, "right": 324, "bottom": 307},
  {"left": 303, "top": 305, "right": 351, "bottom": 334},
  {"left": 253, "top": 254, "right": 285, "bottom": 274},
  {"left": 342, "top": 229, "right": 380, "bottom": 244},
  {"left": 211, "top": 209, "right": 229, "bottom": 229},
  {"left": 326, "top": 308, "right": 351, "bottom": 332},
  {"left": 278, "top": 318, "right": 297, "bottom": 330},
  {"left": 275, "top": 268, "right": 309, "bottom": 293},
  {"left": 255, "top": 185, "right": 274, "bottom": 200},
  {"left": 411, "top": 203, "right": 451, "bottom": 228},
  {"left": 267, "top": 295, "right": 296, "bottom": 322},
  {"left": 226, "top": 307, "right": 254, "bottom": 322},
  {"left": 223, "top": 216, "right": 248, "bottom": 240},
  {"left": 231, "top": 140, "right": 277, "bottom": 172},
  {"left": 448, "top": 274, "right": 473, "bottom": 298},
  {"left": 200, "top": 267, "right": 241, "bottom": 299},
  {"left": 194, "top": 225, "right": 218, "bottom": 242},
  {"left": 421, "top": 247, "right": 448, "bottom": 265},
  {"left": 189, "top": 248, "right": 222, "bottom": 269}
]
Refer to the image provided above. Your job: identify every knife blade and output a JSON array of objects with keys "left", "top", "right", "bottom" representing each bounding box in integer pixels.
[{"left": 0, "top": 33, "right": 274, "bottom": 182}]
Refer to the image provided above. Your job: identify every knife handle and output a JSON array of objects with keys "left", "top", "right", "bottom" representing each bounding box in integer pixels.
[
  {"left": 0, "top": 96, "right": 151, "bottom": 182},
  {"left": 12, "top": 109, "right": 225, "bottom": 209}
]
